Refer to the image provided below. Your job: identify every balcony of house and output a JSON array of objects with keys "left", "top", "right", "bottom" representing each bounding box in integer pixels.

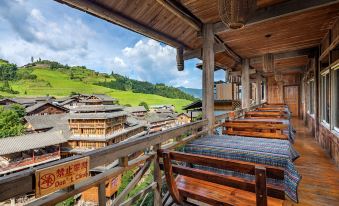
[{"left": 0, "top": 146, "right": 60, "bottom": 176}]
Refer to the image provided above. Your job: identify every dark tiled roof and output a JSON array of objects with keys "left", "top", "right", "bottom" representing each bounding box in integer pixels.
[
  {"left": 144, "top": 113, "right": 175, "bottom": 123},
  {"left": 70, "top": 105, "right": 123, "bottom": 113},
  {"left": 25, "top": 102, "right": 69, "bottom": 114},
  {"left": 68, "top": 111, "right": 127, "bottom": 119},
  {"left": 124, "top": 106, "right": 147, "bottom": 113},
  {"left": 0, "top": 131, "right": 67, "bottom": 155}
]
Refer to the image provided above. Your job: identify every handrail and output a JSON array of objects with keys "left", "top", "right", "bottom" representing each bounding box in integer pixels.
[
  {"left": 0, "top": 102, "right": 266, "bottom": 205},
  {"left": 0, "top": 119, "right": 207, "bottom": 203}
]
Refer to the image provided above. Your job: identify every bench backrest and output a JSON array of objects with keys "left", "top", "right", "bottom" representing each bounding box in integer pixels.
[
  {"left": 158, "top": 150, "right": 285, "bottom": 205},
  {"left": 245, "top": 111, "right": 288, "bottom": 119},
  {"left": 222, "top": 120, "right": 289, "bottom": 140}
]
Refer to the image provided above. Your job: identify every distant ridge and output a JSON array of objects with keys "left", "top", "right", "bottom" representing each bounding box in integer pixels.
[{"left": 177, "top": 87, "right": 202, "bottom": 99}]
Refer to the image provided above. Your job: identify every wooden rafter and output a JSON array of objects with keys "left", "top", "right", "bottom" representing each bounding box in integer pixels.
[
  {"left": 250, "top": 48, "right": 314, "bottom": 64},
  {"left": 155, "top": 0, "right": 202, "bottom": 31},
  {"left": 55, "top": 0, "right": 188, "bottom": 48},
  {"left": 214, "top": 0, "right": 339, "bottom": 34},
  {"left": 184, "top": 42, "right": 241, "bottom": 62}
]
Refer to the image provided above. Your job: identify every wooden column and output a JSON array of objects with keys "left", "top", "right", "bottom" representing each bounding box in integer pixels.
[
  {"left": 98, "top": 182, "right": 106, "bottom": 206},
  {"left": 314, "top": 49, "right": 320, "bottom": 140},
  {"left": 241, "top": 59, "right": 250, "bottom": 108},
  {"left": 256, "top": 73, "right": 262, "bottom": 104},
  {"left": 202, "top": 24, "right": 215, "bottom": 134},
  {"left": 153, "top": 144, "right": 162, "bottom": 206}
]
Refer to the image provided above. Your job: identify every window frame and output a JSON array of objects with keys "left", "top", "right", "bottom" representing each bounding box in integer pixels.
[
  {"left": 331, "top": 64, "right": 339, "bottom": 133},
  {"left": 320, "top": 69, "right": 330, "bottom": 127}
]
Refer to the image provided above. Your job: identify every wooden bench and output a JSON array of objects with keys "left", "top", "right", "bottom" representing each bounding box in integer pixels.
[
  {"left": 245, "top": 111, "right": 288, "bottom": 119},
  {"left": 222, "top": 120, "right": 289, "bottom": 140},
  {"left": 256, "top": 107, "right": 288, "bottom": 112},
  {"left": 159, "top": 150, "right": 285, "bottom": 206}
]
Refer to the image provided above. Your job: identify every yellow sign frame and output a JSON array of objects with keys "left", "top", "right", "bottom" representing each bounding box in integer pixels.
[{"left": 35, "top": 157, "right": 90, "bottom": 197}]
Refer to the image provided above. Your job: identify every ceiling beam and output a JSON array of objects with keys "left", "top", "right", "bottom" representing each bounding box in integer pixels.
[
  {"left": 184, "top": 42, "right": 241, "bottom": 62},
  {"left": 55, "top": 0, "right": 187, "bottom": 48},
  {"left": 229, "top": 69, "right": 256, "bottom": 76},
  {"left": 214, "top": 36, "right": 242, "bottom": 63},
  {"left": 196, "top": 63, "right": 227, "bottom": 71},
  {"left": 263, "top": 67, "right": 305, "bottom": 76},
  {"left": 214, "top": 0, "right": 339, "bottom": 34},
  {"left": 250, "top": 48, "right": 314, "bottom": 64},
  {"left": 155, "top": 0, "right": 202, "bottom": 31}
]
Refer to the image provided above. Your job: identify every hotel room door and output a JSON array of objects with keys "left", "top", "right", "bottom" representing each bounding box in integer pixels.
[{"left": 284, "top": 86, "right": 299, "bottom": 117}]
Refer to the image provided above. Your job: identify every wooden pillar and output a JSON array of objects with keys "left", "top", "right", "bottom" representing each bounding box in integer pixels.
[
  {"left": 256, "top": 73, "right": 262, "bottom": 105},
  {"left": 202, "top": 24, "right": 215, "bottom": 134},
  {"left": 315, "top": 52, "right": 320, "bottom": 140},
  {"left": 98, "top": 182, "right": 106, "bottom": 206},
  {"left": 241, "top": 59, "right": 250, "bottom": 108},
  {"left": 153, "top": 143, "right": 162, "bottom": 206}
]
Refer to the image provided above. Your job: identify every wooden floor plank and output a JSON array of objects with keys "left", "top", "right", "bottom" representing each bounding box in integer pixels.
[{"left": 283, "top": 119, "right": 339, "bottom": 206}]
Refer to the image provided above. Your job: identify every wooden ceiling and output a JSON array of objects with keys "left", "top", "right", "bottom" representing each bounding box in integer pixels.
[{"left": 55, "top": 0, "right": 339, "bottom": 75}]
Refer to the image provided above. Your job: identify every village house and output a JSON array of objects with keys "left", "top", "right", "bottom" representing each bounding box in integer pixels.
[
  {"left": 25, "top": 102, "right": 69, "bottom": 116},
  {"left": 0, "top": 98, "right": 20, "bottom": 106},
  {"left": 144, "top": 113, "right": 176, "bottom": 133},
  {"left": 25, "top": 113, "right": 70, "bottom": 134},
  {"left": 0, "top": 131, "right": 66, "bottom": 176},
  {"left": 12, "top": 96, "right": 55, "bottom": 107},
  {"left": 149, "top": 104, "right": 175, "bottom": 113},
  {"left": 175, "top": 113, "right": 191, "bottom": 125},
  {"left": 80, "top": 94, "right": 116, "bottom": 105},
  {"left": 124, "top": 106, "right": 148, "bottom": 117}
]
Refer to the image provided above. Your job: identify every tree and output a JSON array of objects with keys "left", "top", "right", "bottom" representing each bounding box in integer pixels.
[
  {"left": 0, "top": 62, "right": 17, "bottom": 80},
  {"left": 31, "top": 56, "right": 34, "bottom": 63},
  {"left": 0, "top": 106, "right": 25, "bottom": 138},
  {"left": 139, "top": 101, "right": 149, "bottom": 111},
  {"left": 9, "top": 104, "right": 26, "bottom": 118}
]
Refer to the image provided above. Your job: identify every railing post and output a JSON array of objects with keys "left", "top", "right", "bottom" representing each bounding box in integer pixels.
[
  {"left": 255, "top": 166, "right": 267, "bottom": 206},
  {"left": 153, "top": 143, "right": 162, "bottom": 206},
  {"left": 98, "top": 182, "right": 106, "bottom": 206}
]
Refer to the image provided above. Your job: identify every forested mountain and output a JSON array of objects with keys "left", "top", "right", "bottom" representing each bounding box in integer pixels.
[
  {"left": 0, "top": 59, "right": 193, "bottom": 111},
  {"left": 97, "top": 73, "right": 196, "bottom": 101}
]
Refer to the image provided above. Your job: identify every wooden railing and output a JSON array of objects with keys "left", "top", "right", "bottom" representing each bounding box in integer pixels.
[{"left": 0, "top": 103, "right": 265, "bottom": 206}]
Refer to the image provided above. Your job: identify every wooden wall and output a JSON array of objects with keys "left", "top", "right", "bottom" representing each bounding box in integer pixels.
[
  {"left": 306, "top": 114, "right": 316, "bottom": 136},
  {"left": 318, "top": 124, "right": 339, "bottom": 166},
  {"left": 267, "top": 74, "right": 301, "bottom": 116}
]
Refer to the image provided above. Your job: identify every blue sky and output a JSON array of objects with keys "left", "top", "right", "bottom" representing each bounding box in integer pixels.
[{"left": 0, "top": 0, "right": 225, "bottom": 89}]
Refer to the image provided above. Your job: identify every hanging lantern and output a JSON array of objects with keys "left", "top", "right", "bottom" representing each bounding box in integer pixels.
[
  {"left": 262, "top": 53, "right": 274, "bottom": 73},
  {"left": 218, "top": 0, "right": 256, "bottom": 29}
]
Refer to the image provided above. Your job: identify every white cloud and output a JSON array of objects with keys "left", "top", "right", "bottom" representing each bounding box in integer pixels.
[
  {"left": 104, "top": 39, "right": 203, "bottom": 88},
  {"left": 0, "top": 1, "right": 211, "bottom": 89},
  {"left": 0, "top": 0, "right": 93, "bottom": 63}
]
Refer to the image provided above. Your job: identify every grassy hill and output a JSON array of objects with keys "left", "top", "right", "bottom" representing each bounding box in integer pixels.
[{"left": 0, "top": 65, "right": 191, "bottom": 112}]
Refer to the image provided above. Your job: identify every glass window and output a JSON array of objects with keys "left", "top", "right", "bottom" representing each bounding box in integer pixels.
[
  {"left": 321, "top": 72, "right": 330, "bottom": 124},
  {"left": 334, "top": 68, "right": 339, "bottom": 131}
]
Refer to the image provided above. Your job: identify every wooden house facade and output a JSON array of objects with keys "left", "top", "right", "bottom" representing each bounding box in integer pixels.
[{"left": 25, "top": 102, "right": 69, "bottom": 116}]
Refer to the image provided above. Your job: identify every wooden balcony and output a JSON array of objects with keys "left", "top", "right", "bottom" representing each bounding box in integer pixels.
[{"left": 0, "top": 151, "right": 60, "bottom": 175}]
